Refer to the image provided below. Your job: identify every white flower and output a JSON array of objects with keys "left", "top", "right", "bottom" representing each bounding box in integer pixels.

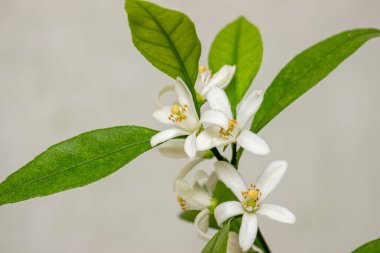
[
  {"left": 151, "top": 78, "right": 200, "bottom": 158},
  {"left": 196, "top": 65, "right": 236, "bottom": 96},
  {"left": 158, "top": 139, "right": 208, "bottom": 160},
  {"left": 175, "top": 170, "right": 218, "bottom": 240},
  {"left": 213, "top": 161, "right": 296, "bottom": 251},
  {"left": 196, "top": 87, "right": 270, "bottom": 155}
]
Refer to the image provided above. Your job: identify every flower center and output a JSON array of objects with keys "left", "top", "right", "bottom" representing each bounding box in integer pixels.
[
  {"left": 219, "top": 119, "right": 237, "bottom": 138},
  {"left": 168, "top": 104, "right": 188, "bottom": 123},
  {"left": 241, "top": 184, "right": 261, "bottom": 212}
]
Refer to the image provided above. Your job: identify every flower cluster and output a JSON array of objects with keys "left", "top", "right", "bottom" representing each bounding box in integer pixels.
[{"left": 151, "top": 65, "right": 295, "bottom": 252}]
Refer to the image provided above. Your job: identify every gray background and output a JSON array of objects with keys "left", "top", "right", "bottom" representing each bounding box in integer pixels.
[{"left": 0, "top": 0, "right": 379, "bottom": 252}]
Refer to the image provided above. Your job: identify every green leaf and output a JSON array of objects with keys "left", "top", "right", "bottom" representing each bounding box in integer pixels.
[
  {"left": 0, "top": 126, "right": 157, "bottom": 206},
  {"left": 201, "top": 220, "right": 230, "bottom": 253},
  {"left": 352, "top": 238, "right": 380, "bottom": 253},
  {"left": 209, "top": 16, "right": 263, "bottom": 112},
  {"left": 213, "top": 181, "right": 238, "bottom": 203},
  {"left": 125, "top": 0, "right": 201, "bottom": 113},
  {"left": 252, "top": 28, "right": 380, "bottom": 133}
]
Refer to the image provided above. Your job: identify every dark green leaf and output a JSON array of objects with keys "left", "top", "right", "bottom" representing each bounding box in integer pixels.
[
  {"left": 179, "top": 210, "right": 200, "bottom": 222},
  {"left": 352, "top": 238, "right": 380, "bottom": 253},
  {"left": 252, "top": 28, "right": 380, "bottom": 133},
  {"left": 0, "top": 126, "right": 157, "bottom": 206},
  {"left": 213, "top": 181, "right": 238, "bottom": 203},
  {"left": 229, "top": 217, "right": 242, "bottom": 234},
  {"left": 209, "top": 16, "right": 263, "bottom": 112},
  {"left": 201, "top": 220, "right": 230, "bottom": 253},
  {"left": 125, "top": 0, "right": 201, "bottom": 112}
]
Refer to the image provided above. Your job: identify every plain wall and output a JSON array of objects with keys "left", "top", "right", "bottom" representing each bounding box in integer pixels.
[{"left": 0, "top": 0, "right": 379, "bottom": 252}]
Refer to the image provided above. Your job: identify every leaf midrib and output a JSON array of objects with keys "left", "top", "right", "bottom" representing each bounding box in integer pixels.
[
  {"left": 135, "top": 1, "right": 191, "bottom": 85},
  {"left": 253, "top": 31, "right": 379, "bottom": 132},
  {"left": 134, "top": 1, "right": 199, "bottom": 114},
  {"left": 0, "top": 138, "right": 151, "bottom": 197}
]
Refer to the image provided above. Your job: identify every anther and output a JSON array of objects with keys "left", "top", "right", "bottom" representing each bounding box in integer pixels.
[{"left": 199, "top": 66, "right": 207, "bottom": 73}]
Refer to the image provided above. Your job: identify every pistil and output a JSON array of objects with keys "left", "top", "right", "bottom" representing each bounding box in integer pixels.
[
  {"left": 241, "top": 184, "right": 261, "bottom": 212},
  {"left": 168, "top": 104, "right": 188, "bottom": 122}
]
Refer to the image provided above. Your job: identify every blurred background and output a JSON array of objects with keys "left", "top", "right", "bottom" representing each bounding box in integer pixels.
[{"left": 0, "top": 0, "right": 379, "bottom": 252}]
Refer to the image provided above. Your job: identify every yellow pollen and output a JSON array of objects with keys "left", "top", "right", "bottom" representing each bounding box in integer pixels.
[
  {"left": 199, "top": 66, "right": 207, "bottom": 73},
  {"left": 219, "top": 119, "right": 237, "bottom": 138},
  {"left": 169, "top": 104, "right": 188, "bottom": 122},
  {"left": 177, "top": 196, "right": 186, "bottom": 210}
]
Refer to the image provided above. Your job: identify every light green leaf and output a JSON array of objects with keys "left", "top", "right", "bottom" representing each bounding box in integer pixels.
[
  {"left": 209, "top": 16, "right": 263, "bottom": 112},
  {"left": 125, "top": 0, "right": 201, "bottom": 113},
  {"left": 252, "top": 28, "right": 380, "bottom": 133},
  {"left": 201, "top": 220, "right": 230, "bottom": 253},
  {"left": 352, "top": 238, "right": 380, "bottom": 253},
  {"left": 0, "top": 126, "right": 157, "bottom": 206}
]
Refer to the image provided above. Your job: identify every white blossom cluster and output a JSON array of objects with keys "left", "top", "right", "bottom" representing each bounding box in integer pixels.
[{"left": 151, "top": 66, "right": 295, "bottom": 252}]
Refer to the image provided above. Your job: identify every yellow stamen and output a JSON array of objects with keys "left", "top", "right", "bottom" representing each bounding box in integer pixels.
[
  {"left": 219, "top": 119, "right": 237, "bottom": 138},
  {"left": 177, "top": 196, "right": 186, "bottom": 210},
  {"left": 199, "top": 66, "right": 207, "bottom": 73},
  {"left": 169, "top": 104, "right": 188, "bottom": 122}
]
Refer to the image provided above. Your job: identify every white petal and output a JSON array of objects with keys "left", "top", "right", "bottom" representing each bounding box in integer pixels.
[
  {"left": 175, "top": 78, "right": 197, "bottom": 118},
  {"left": 152, "top": 106, "right": 173, "bottom": 125},
  {"left": 215, "top": 161, "right": 247, "bottom": 202},
  {"left": 236, "top": 130, "right": 270, "bottom": 155},
  {"left": 176, "top": 114, "right": 199, "bottom": 133},
  {"left": 153, "top": 104, "right": 198, "bottom": 132},
  {"left": 196, "top": 126, "right": 233, "bottom": 151},
  {"left": 227, "top": 232, "right": 245, "bottom": 253},
  {"left": 256, "top": 160, "right": 288, "bottom": 201},
  {"left": 206, "top": 172, "right": 218, "bottom": 194},
  {"left": 150, "top": 128, "right": 190, "bottom": 147},
  {"left": 252, "top": 244, "right": 264, "bottom": 253},
  {"left": 190, "top": 182, "right": 212, "bottom": 208},
  {"left": 239, "top": 213, "right": 258, "bottom": 251},
  {"left": 236, "top": 90, "right": 263, "bottom": 129},
  {"left": 174, "top": 180, "right": 202, "bottom": 210},
  {"left": 257, "top": 203, "right": 296, "bottom": 224},
  {"left": 173, "top": 158, "right": 205, "bottom": 190},
  {"left": 184, "top": 133, "right": 197, "bottom": 158},
  {"left": 214, "top": 201, "right": 244, "bottom": 227},
  {"left": 200, "top": 109, "right": 229, "bottom": 129},
  {"left": 175, "top": 180, "right": 211, "bottom": 210},
  {"left": 156, "top": 84, "right": 175, "bottom": 108},
  {"left": 194, "top": 209, "right": 211, "bottom": 241},
  {"left": 193, "top": 170, "right": 209, "bottom": 184},
  {"left": 201, "top": 65, "right": 236, "bottom": 96},
  {"left": 158, "top": 139, "right": 187, "bottom": 159},
  {"left": 206, "top": 87, "right": 233, "bottom": 119}
]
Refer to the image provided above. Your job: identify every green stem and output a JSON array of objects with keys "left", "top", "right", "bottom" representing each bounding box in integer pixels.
[
  {"left": 231, "top": 143, "right": 237, "bottom": 167},
  {"left": 210, "top": 148, "right": 228, "bottom": 162},
  {"left": 256, "top": 229, "right": 271, "bottom": 253},
  {"left": 235, "top": 147, "right": 244, "bottom": 168}
]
